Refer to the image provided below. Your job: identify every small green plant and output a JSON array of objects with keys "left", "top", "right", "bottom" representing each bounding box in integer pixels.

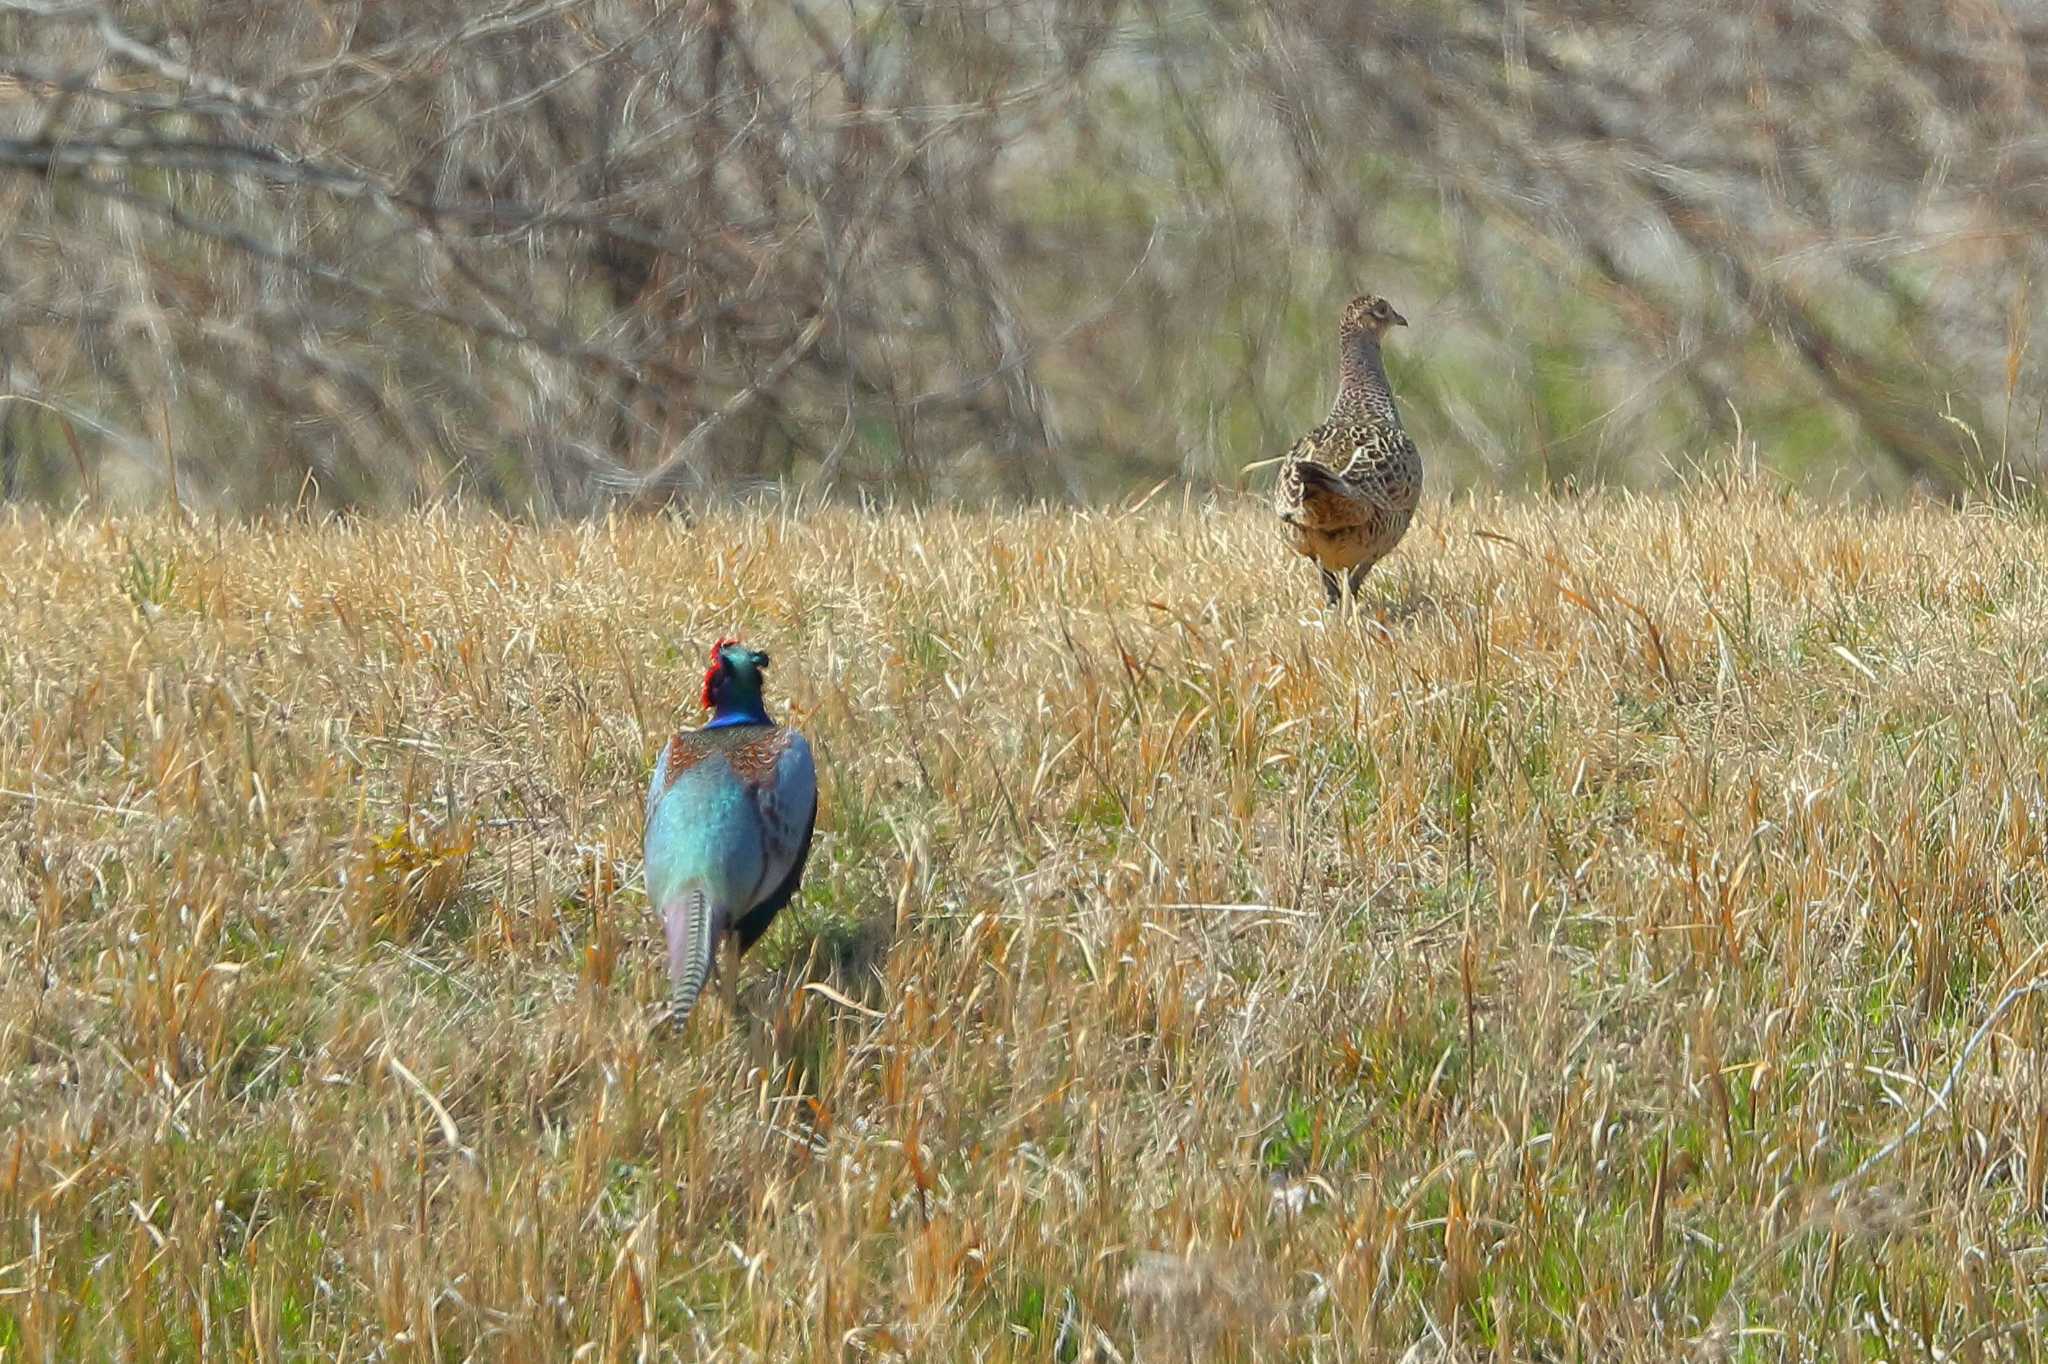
[
  {"left": 350, "top": 816, "right": 474, "bottom": 944},
  {"left": 120, "top": 542, "right": 178, "bottom": 613}
]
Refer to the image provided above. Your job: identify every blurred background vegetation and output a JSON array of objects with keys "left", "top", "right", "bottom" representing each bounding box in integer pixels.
[{"left": 1, "top": 0, "right": 2043, "bottom": 514}]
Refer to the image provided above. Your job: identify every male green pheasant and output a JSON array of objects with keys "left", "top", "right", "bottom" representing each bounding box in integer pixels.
[
  {"left": 1273, "top": 294, "right": 1422, "bottom": 611},
  {"left": 644, "top": 639, "right": 817, "bottom": 1028}
]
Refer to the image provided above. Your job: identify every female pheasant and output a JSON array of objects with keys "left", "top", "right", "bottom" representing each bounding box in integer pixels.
[
  {"left": 1273, "top": 293, "right": 1422, "bottom": 613},
  {"left": 644, "top": 639, "right": 817, "bottom": 1028}
]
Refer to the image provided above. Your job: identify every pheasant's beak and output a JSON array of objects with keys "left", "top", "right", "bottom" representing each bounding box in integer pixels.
[{"left": 1390, "top": 309, "right": 1409, "bottom": 327}]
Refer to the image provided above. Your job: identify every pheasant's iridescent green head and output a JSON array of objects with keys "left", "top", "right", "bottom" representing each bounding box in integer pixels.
[
  {"left": 1340, "top": 294, "right": 1408, "bottom": 341},
  {"left": 701, "top": 638, "right": 773, "bottom": 727}
]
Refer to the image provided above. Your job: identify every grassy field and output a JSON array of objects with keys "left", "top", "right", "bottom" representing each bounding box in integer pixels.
[{"left": 3, "top": 479, "right": 2047, "bottom": 1361}]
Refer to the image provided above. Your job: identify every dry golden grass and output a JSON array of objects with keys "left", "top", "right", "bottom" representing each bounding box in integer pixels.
[{"left": 4, "top": 479, "right": 2048, "bottom": 1361}]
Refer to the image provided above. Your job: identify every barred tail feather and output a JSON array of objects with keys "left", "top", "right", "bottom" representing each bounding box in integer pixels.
[
  {"left": 1288, "top": 462, "right": 1368, "bottom": 532},
  {"left": 1292, "top": 460, "right": 1344, "bottom": 494},
  {"left": 661, "top": 886, "right": 723, "bottom": 1026}
]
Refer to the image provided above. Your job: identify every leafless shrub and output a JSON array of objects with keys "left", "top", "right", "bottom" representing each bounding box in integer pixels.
[{"left": 2, "top": 0, "right": 2044, "bottom": 510}]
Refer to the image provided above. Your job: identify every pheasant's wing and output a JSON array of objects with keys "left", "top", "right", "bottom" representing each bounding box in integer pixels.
[
  {"left": 727, "top": 728, "right": 817, "bottom": 952},
  {"left": 1334, "top": 429, "right": 1419, "bottom": 512},
  {"left": 753, "top": 730, "right": 817, "bottom": 896},
  {"left": 733, "top": 799, "right": 815, "bottom": 953}
]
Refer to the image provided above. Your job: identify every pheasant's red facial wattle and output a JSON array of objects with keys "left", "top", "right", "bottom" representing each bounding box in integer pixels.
[{"left": 701, "top": 636, "right": 742, "bottom": 710}]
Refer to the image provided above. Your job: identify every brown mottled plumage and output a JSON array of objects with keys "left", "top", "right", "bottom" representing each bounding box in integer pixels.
[
  {"left": 1272, "top": 294, "right": 1422, "bottom": 610},
  {"left": 656, "top": 725, "right": 803, "bottom": 797}
]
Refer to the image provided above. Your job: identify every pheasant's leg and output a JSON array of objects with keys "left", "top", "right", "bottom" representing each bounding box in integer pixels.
[
  {"left": 1320, "top": 569, "right": 1343, "bottom": 607},
  {"left": 718, "top": 933, "right": 741, "bottom": 1033},
  {"left": 1332, "top": 566, "right": 1358, "bottom": 623},
  {"left": 721, "top": 935, "right": 772, "bottom": 1077},
  {"left": 1347, "top": 565, "right": 1372, "bottom": 618},
  {"left": 1349, "top": 564, "right": 1396, "bottom": 633}
]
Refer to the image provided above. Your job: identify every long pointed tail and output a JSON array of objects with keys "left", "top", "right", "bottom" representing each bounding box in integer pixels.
[{"left": 661, "top": 887, "right": 724, "bottom": 1027}]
